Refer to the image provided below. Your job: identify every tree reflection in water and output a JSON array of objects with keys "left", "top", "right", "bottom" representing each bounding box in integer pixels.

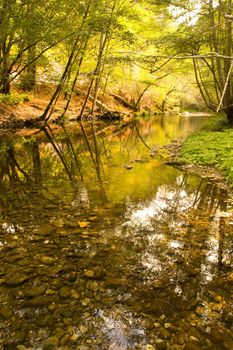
[{"left": 0, "top": 115, "right": 232, "bottom": 349}]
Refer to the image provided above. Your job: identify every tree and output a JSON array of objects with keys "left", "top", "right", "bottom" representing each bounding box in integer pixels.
[
  {"left": 159, "top": 0, "right": 233, "bottom": 123},
  {"left": 0, "top": 0, "right": 79, "bottom": 93}
]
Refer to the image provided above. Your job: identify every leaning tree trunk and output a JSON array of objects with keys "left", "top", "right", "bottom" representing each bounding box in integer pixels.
[{"left": 0, "top": 64, "right": 10, "bottom": 94}]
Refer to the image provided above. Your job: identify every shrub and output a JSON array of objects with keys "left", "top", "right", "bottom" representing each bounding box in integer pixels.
[
  {"left": 0, "top": 92, "right": 29, "bottom": 105},
  {"left": 201, "top": 115, "right": 229, "bottom": 131}
]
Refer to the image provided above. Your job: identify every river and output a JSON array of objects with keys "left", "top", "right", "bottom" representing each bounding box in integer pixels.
[{"left": 0, "top": 114, "right": 232, "bottom": 350}]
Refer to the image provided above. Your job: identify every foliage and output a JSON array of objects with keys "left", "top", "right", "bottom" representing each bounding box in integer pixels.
[
  {"left": 181, "top": 119, "right": 233, "bottom": 184},
  {"left": 0, "top": 93, "right": 29, "bottom": 105},
  {"left": 165, "top": 0, "right": 233, "bottom": 122},
  {"left": 1, "top": 0, "right": 229, "bottom": 118}
]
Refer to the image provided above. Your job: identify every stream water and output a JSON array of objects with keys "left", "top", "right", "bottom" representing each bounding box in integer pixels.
[{"left": 0, "top": 115, "right": 232, "bottom": 350}]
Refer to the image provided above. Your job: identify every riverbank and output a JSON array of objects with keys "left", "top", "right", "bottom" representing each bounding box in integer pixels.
[
  {"left": 163, "top": 115, "right": 233, "bottom": 190},
  {"left": 0, "top": 92, "right": 133, "bottom": 131},
  {"left": 1, "top": 95, "right": 231, "bottom": 191}
]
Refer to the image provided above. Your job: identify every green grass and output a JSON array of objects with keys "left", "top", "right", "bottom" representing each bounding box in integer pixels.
[{"left": 181, "top": 115, "right": 233, "bottom": 184}]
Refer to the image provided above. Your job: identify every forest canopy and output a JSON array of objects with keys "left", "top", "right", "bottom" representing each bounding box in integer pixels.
[{"left": 1, "top": 0, "right": 233, "bottom": 122}]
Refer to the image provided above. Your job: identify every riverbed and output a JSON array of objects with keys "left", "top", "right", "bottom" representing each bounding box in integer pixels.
[{"left": 0, "top": 114, "right": 232, "bottom": 350}]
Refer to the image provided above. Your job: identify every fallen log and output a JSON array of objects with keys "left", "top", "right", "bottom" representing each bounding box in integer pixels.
[
  {"left": 97, "top": 111, "right": 124, "bottom": 120},
  {"left": 76, "top": 88, "right": 113, "bottom": 113},
  {"left": 107, "top": 91, "right": 135, "bottom": 110}
]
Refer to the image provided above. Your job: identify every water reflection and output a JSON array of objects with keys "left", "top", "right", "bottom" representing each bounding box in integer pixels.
[{"left": 0, "top": 115, "right": 232, "bottom": 349}]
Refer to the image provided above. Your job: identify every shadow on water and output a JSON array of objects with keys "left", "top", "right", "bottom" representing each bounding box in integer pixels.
[{"left": 0, "top": 115, "right": 232, "bottom": 349}]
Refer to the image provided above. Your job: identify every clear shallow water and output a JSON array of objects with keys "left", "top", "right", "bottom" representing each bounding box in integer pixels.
[{"left": 0, "top": 115, "right": 232, "bottom": 350}]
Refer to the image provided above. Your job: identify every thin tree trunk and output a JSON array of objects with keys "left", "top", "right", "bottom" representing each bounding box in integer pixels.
[
  {"left": 40, "top": 0, "right": 92, "bottom": 121},
  {"left": 209, "top": 0, "right": 224, "bottom": 89},
  {"left": 193, "top": 58, "right": 214, "bottom": 110},
  {"left": 223, "top": 0, "right": 232, "bottom": 109},
  {"left": 21, "top": 45, "right": 36, "bottom": 91},
  {"left": 60, "top": 36, "right": 90, "bottom": 118},
  {"left": 134, "top": 83, "right": 152, "bottom": 111},
  {"left": 0, "top": 0, "right": 14, "bottom": 93},
  {"left": 80, "top": 0, "right": 118, "bottom": 118}
]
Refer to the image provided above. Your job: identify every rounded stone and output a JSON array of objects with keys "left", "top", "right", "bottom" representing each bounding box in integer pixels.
[
  {"left": 79, "top": 325, "right": 88, "bottom": 334},
  {"left": 146, "top": 345, "right": 156, "bottom": 350},
  {"left": 46, "top": 288, "right": 56, "bottom": 295},
  {"left": 164, "top": 323, "right": 172, "bottom": 329},
  {"left": 84, "top": 270, "right": 95, "bottom": 278},
  {"left": 40, "top": 256, "right": 55, "bottom": 265},
  {"left": 154, "top": 322, "right": 161, "bottom": 328},
  {"left": 86, "top": 281, "right": 98, "bottom": 292},
  {"left": 195, "top": 306, "right": 205, "bottom": 316},
  {"left": 71, "top": 289, "right": 80, "bottom": 299},
  {"left": 59, "top": 286, "right": 70, "bottom": 299},
  {"left": 190, "top": 336, "right": 199, "bottom": 343},
  {"left": 47, "top": 336, "right": 59, "bottom": 346},
  {"left": 177, "top": 336, "right": 185, "bottom": 345}
]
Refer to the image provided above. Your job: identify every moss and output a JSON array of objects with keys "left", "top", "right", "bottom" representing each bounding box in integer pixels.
[{"left": 181, "top": 116, "right": 233, "bottom": 185}]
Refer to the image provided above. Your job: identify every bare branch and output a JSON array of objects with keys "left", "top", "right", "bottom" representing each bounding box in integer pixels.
[{"left": 116, "top": 52, "right": 233, "bottom": 60}]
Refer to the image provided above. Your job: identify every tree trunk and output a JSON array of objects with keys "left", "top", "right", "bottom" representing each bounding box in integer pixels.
[
  {"left": 0, "top": 0, "right": 15, "bottom": 94},
  {"left": 223, "top": 0, "right": 233, "bottom": 110},
  {"left": 108, "top": 91, "right": 135, "bottom": 109},
  {"left": 21, "top": 45, "right": 36, "bottom": 91},
  {"left": 40, "top": 0, "right": 92, "bottom": 121},
  {"left": 224, "top": 105, "right": 233, "bottom": 124},
  {"left": 0, "top": 64, "right": 10, "bottom": 93}
]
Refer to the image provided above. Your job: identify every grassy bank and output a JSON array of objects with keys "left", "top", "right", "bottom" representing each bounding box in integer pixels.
[{"left": 181, "top": 115, "right": 233, "bottom": 185}]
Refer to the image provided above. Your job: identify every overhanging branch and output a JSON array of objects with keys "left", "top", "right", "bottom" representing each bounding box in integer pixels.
[{"left": 115, "top": 52, "right": 233, "bottom": 60}]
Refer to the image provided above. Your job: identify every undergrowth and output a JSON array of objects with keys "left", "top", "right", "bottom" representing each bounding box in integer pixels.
[
  {"left": 181, "top": 115, "right": 233, "bottom": 184},
  {"left": 0, "top": 92, "right": 29, "bottom": 105}
]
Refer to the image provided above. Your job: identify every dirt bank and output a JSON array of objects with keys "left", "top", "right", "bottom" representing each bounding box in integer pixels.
[{"left": 0, "top": 93, "right": 133, "bottom": 131}]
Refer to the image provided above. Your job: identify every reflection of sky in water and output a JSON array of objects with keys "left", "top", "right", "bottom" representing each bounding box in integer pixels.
[
  {"left": 201, "top": 214, "right": 220, "bottom": 283},
  {"left": 125, "top": 180, "right": 197, "bottom": 230},
  {"left": 169, "top": 240, "right": 183, "bottom": 249},
  {"left": 120, "top": 176, "right": 232, "bottom": 289},
  {"left": 97, "top": 307, "right": 145, "bottom": 350},
  {"left": 141, "top": 252, "right": 162, "bottom": 272},
  {"left": 121, "top": 178, "right": 197, "bottom": 278},
  {"left": 2, "top": 222, "right": 23, "bottom": 234},
  {"left": 71, "top": 185, "right": 90, "bottom": 209}
]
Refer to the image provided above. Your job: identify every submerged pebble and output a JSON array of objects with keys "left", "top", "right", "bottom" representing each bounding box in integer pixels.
[{"left": 0, "top": 118, "right": 233, "bottom": 350}]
